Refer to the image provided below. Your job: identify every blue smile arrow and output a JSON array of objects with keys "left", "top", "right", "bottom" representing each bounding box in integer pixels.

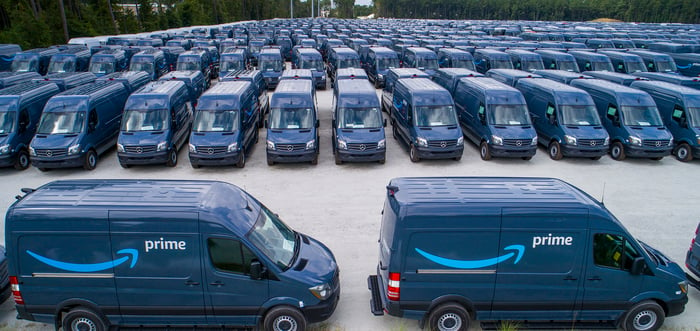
[
  {"left": 27, "top": 249, "right": 139, "bottom": 273},
  {"left": 415, "top": 245, "right": 525, "bottom": 269}
]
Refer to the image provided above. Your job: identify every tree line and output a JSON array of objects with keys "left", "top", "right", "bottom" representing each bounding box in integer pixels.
[{"left": 374, "top": 0, "right": 700, "bottom": 23}]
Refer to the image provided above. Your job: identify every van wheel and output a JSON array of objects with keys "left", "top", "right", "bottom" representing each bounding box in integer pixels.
[
  {"left": 675, "top": 143, "right": 692, "bottom": 162},
  {"left": 267, "top": 157, "right": 274, "bottom": 166},
  {"left": 427, "top": 303, "right": 469, "bottom": 331},
  {"left": 392, "top": 125, "right": 398, "bottom": 139},
  {"left": 190, "top": 162, "right": 200, "bottom": 169},
  {"left": 610, "top": 141, "right": 626, "bottom": 161},
  {"left": 83, "top": 150, "right": 98, "bottom": 170},
  {"left": 166, "top": 149, "right": 178, "bottom": 167},
  {"left": 119, "top": 161, "right": 130, "bottom": 169},
  {"left": 480, "top": 141, "right": 492, "bottom": 160},
  {"left": 522, "top": 156, "right": 533, "bottom": 160},
  {"left": 263, "top": 306, "right": 306, "bottom": 331},
  {"left": 335, "top": 151, "right": 342, "bottom": 165},
  {"left": 622, "top": 301, "right": 664, "bottom": 331},
  {"left": 409, "top": 144, "right": 420, "bottom": 162},
  {"left": 14, "top": 149, "right": 30, "bottom": 170},
  {"left": 236, "top": 150, "right": 246, "bottom": 168},
  {"left": 311, "top": 154, "right": 318, "bottom": 165},
  {"left": 548, "top": 141, "right": 563, "bottom": 160},
  {"left": 591, "top": 156, "right": 602, "bottom": 160},
  {"left": 650, "top": 157, "right": 663, "bottom": 161},
  {"left": 62, "top": 307, "right": 108, "bottom": 331}
]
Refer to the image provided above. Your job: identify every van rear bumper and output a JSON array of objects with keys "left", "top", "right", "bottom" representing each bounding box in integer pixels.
[
  {"left": 31, "top": 155, "right": 83, "bottom": 169},
  {"left": 490, "top": 145, "right": 537, "bottom": 158},
  {"left": 189, "top": 152, "right": 241, "bottom": 166},
  {"left": 666, "top": 296, "right": 688, "bottom": 317},
  {"left": 561, "top": 145, "right": 608, "bottom": 158},
  {"left": 118, "top": 151, "right": 169, "bottom": 165}
]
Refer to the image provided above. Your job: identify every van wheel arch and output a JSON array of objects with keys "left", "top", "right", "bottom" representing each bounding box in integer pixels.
[
  {"left": 421, "top": 296, "right": 475, "bottom": 329},
  {"left": 262, "top": 305, "right": 307, "bottom": 331},
  {"left": 54, "top": 300, "right": 107, "bottom": 330},
  {"left": 620, "top": 300, "right": 666, "bottom": 331},
  {"left": 424, "top": 302, "right": 471, "bottom": 331}
]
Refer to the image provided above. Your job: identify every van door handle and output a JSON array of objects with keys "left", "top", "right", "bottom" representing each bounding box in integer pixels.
[
  {"left": 210, "top": 281, "right": 225, "bottom": 287},
  {"left": 185, "top": 280, "right": 200, "bottom": 286},
  {"left": 563, "top": 276, "right": 577, "bottom": 281},
  {"left": 587, "top": 276, "right": 602, "bottom": 282},
  {"left": 379, "top": 261, "right": 387, "bottom": 271}
]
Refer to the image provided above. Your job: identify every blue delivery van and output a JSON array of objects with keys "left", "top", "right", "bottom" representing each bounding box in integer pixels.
[
  {"left": 129, "top": 48, "right": 168, "bottom": 80},
  {"left": 327, "top": 47, "right": 361, "bottom": 86},
  {"left": 533, "top": 69, "right": 593, "bottom": 84},
  {"left": 368, "top": 177, "right": 688, "bottom": 331},
  {"left": 436, "top": 48, "right": 475, "bottom": 71},
  {"left": 95, "top": 70, "right": 150, "bottom": 94},
  {"left": 47, "top": 48, "right": 91, "bottom": 74},
  {"left": 0, "top": 44, "right": 21, "bottom": 72},
  {"left": 569, "top": 51, "right": 614, "bottom": 72},
  {"left": 11, "top": 48, "right": 59, "bottom": 75},
  {"left": 505, "top": 49, "right": 545, "bottom": 72},
  {"left": 365, "top": 47, "right": 400, "bottom": 88},
  {"left": 176, "top": 49, "right": 212, "bottom": 88},
  {"left": 332, "top": 78, "right": 386, "bottom": 164},
  {"left": 390, "top": 78, "right": 463, "bottom": 162},
  {"left": 402, "top": 47, "right": 439, "bottom": 76},
  {"left": 632, "top": 72, "right": 700, "bottom": 90},
  {"left": 117, "top": 80, "right": 193, "bottom": 167},
  {"left": 219, "top": 47, "right": 248, "bottom": 78},
  {"left": 159, "top": 70, "right": 207, "bottom": 107},
  {"left": 571, "top": 79, "right": 674, "bottom": 160},
  {"left": 535, "top": 50, "right": 580, "bottom": 72},
  {"left": 473, "top": 49, "right": 513, "bottom": 74},
  {"left": 516, "top": 78, "right": 609, "bottom": 160},
  {"left": 257, "top": 47, "right": 285, "bottom": 90},
  {"left": 598, "top": 51, "right": 648, "bottom": 74},
  {"left": 453, "top": 77, "right": 537, "bottom": 160},
  {"left": 431, "top": 68, "right": 483, "bottom": 96},
  {"left": 0, "top": 82, "right": 61, "bottom": 170},
  {"left": 29, "top": 81, "right": 129, "bottom": 170},
  {"left": 221, "top": 69, "right": 268, "bottom": 126},
  {"left": 265, "top": 79, "right": 319, "bottom": 166},
  {"left": 188, "top": 81, "right": 260, "bottom": 168},
  {"left": 293, "top": 48, "right": 327, "bottom": 90},
  {"left": 627, "top": 50, "right": 678, "bottom": 73},
  {"left": 485, "top": 69, "right": 541, "bottom": 87},
  {"left": 6, "top": 179, "right": 339, "bottom": 331},
  {"left": 686, "top": 223, "right": 700, "bottom": 289},
  {"left": 0, "top": 72, "right": 42, "bottom": 89},
  {"left": 33, "top": 72, "right": 97, "bottom": 92},
  {"left": 382, "top": 68, "right": 429, "bottom": 114},
  {"left": 630, "top": 80, "right": 700, "bottom": 162},
  {"left": 583, "top": 71, "right": 649, "bottom": 87},
  {"left": 89, "top": 49, "right": 128, "bottom": 77}
]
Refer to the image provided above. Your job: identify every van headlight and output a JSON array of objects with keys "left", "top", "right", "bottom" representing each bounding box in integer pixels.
[
  {"left": 337, "top": 139, "right": 347, "bottom": 150},
  {"left": 531, "top": 136, "right": 538, "bottom": 146},
  {"left": 309, "top": 283, "right": 332, "bottom": 300},
  {"left": 416, "top": 137, "right": 428, "bottom": 147},
  {"left": 0, "top": 144, "right": 9, "bottom": 154},
  {"left": 227, "top": 142, "right": 239, "bottom": 152},
  {"left": 679, "top": 281, "right": 689, "bottom": 294},
  {"left": 117, "top": 143, "right": 124, "bottom": 153},
  {"left": 668, "top": 138, "right": 674, "bottom": 147},
  {"left": 378, "top": 74, "right": 384, "bottom": 81},
  {"left": 457, "top": 136, "right": 464, "bottom": 146},
  {"left": 564, "top": 135, "right": 577, "bottom": 145},
  {"left": 628, "top": 136, "right": 642, "bottom": 146},
  {"left": 491, "top": 135, "right": 503, "bottom": 146},
  {"left": 188, "top": 143, "right": 195, "bottom": 153},
  {"left": 696, "top": 135, "right": 700, "bottom": 145},
  {"left": 29, "top": 146, "right": 36, "bottom": 156},
  {"left": 266, "top": 140, "right": 275, "bottom": 150},
  {"left": 306, "top": 140, "right": 316, "bottom": 150},
  {"left": 156, "top": 141, "right": 167, "bottom": 151},
  {"left": 604, "top": 137, "right": 610, "bottom": 146},
  {"left": 67, "top": 144, "right": 81, "bottom": 155},
  {"left": 378, "top": 139, "right": 386, "bottom": 149}
]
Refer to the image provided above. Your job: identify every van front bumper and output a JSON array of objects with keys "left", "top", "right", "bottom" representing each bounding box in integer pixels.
[
  {"left": 561, "top": 145, "right": 609, "bottom": 158},
  {"left": 303, "top": 289, "right": 340, "bottom": 323},
  {"left": 0, "top": 154, "right": 17, "bottom": 167},
  {"left": 267, "top": 149, "right": 317, "bottom": 163},
  {"left": 666, "top": 295, "right": 688, "bottom": 317},
  {"left": 31, "top": 155, "right": 84, "bottom": 169},
  {"left": 489, "top": 145, "right": 537, "bottom": 158},
  {"left": 189, "top": 151, "right": 241, "bottom": 166},
  {"left": 692, "top": 145, "right": 700, "bottom": 158},
  {"left": 414, "top": 146, "right": 464, "bottom": 160},
  {"left": 624, "top": 145, "right": 672, "bottom": 158},
  {"left": 118, "top": 151, "right": 169, "bottom": 165},
  {"left": 337, "top": 149, "right": 385, "bottom": 163}
]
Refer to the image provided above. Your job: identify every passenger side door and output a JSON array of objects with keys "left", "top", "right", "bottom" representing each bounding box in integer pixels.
[{"left": 492, "top": 208, "right": 587, "bottom": 320}]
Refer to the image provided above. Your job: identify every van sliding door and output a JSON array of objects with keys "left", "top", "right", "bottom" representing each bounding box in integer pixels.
[{"left": 492, "top": 208, "right": 588, "bottom": 320}]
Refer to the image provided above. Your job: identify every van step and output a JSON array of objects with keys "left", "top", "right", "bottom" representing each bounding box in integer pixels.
[
  {"left": 367, "top": 275, "right": 384, "bottom": 316},
  {"left": 687, "top": 272, "right": 700, "bottom": 290},
  {"left": 119, "top": 327, "right": 252, "bottom": 331},
  {"left": 480, "top": 321, "right": 616, "bottom": 330}
]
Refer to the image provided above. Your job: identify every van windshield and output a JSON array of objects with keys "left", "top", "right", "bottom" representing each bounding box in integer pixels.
[
  {"left": 488, "top": 104, "right": 532, "bottom": 126},
  {"left": 11, "top": 60, "right": 36, "bottom": 73},
  {"left": 413, "top": 105, "right": 458, "bottom": 127},
  {"left": 560, "top": 105, "right": 602, "bottom": 126},
  {"left": 177, "top": 62, "right": 200, "bottom": 71},
  {"left": 626, "top": 61, "right": 646, "bottom": 73},
  {"left": 621, "top": 106, "right": 664, "bottom": 127},
  {"left": 451, "top": 59, "right": 475, "bottom": 70},
  {"left": 193, "top": 110, "right": 239, "bottom": 132},
  {"left": 655, "top": 60, "right": 677, "bottom": 73},
  {"left": 377, "top": 58, "right": 399, "bottom": 71},
  {"left": 269, "top": 108, "right": 314, "bottom": 129},
  {"left": 48, "top": 60, "right": 75, "bottom": 74},
  {"left": 259, "top": 60, "right": 284, "bottom": 72},
  {"left": 130, "top": 62, "right": 154, "bottom": 74},
  {"left": 416, "top": 58, "right": 438, "bottom": 70},
  {"left": 338, "top": 59, "right": 360, "bottom": 69},
  {"left": 220, "top": 60, "right": 244, "bottom": 72},
  {"left": 558, "top": 61, "right": 579, "bottom": 72},
  {"left": 300, "top": 59, "right": 324, "bottom": 72},
  {"left": 247, "top": 205, "right": 297, "bottom": 270},
  {"left": 592, "top": 61, "right": 614, "bottom": 72},
  {"left": 37, "top": 111, "right": 85, "bottom": 134},
  {"left": 0, "top": 111, "right": 16, "bottom": 134},
  {"left": 338, "top": 107, "right": 383, "bottom": 129},
  {"left": 90, "top": 62, "right": 114, "bottom": 74},
  {"left": 491, "top": 59, "right": 514, "bottom": 70},
  {"left": 121, "top": 109, "right": 170, "bottom": 132},
  {"left": 688, "top": 107, "right": 700, "bottom": 128},
  {"left": 521, "top": 60, "right": 545, "bottom": 71}
]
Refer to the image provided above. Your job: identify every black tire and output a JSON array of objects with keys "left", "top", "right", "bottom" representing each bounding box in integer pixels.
[
  {"left": 409, "top": 144, "right": 420, "bottom": 162},
  {"left": 334, "top": 152, "right": 342, "bottom": 165},
  {"left": 263, "top": 306, "right": 307, "bottom": 331},
  {"left": 453, "top": 155, "right": 462, "bottom": 161},
  {"left": 14, "top": 149, "right": 30, "bottom": 170},
  {"left": 480, "top": 141, "right": 492, "bottom": 161},
  {"left": 267, "top": 157, "right": 274, "bottom": 166},
  {"left": 119, "top": 161, "right": 130, "bottom": 169},
  {"left": 392, "top": 125, "right": 398, "bottom": 139},
  {"left": 427, "top": 303, "right": 470, "bottom": 331},
  {"left": 83, "top": 149, "right": 97, "bottom": 171},
  {"left": 590, "top": 156, "right": 602, "bottom": 161},
  {"left": 522, "top": 156, "right": 532, "bottom": 160},
  {"left": 62, "top": 307, "right": 108, "bottom": 331},
  {"left": 548, "top": 141, "right": 563, "bottom": 160},
  {"left": 236, "top": 150, "right": 246, "bottom": 168},
  {"left": 190, "top": 162, "right": 200, "bottom": 169},
  {"left": 610, "top": 141, "right": 626, "bottom": 161},
  {"left": 379, "top": 158, "right": 386, "bottom": 164},
  {"left": 38, "top": 167, "right": 49, "bottom": 172},
  {"left": 166, "top": 148, "right": 177, "bottom": 167},
  {"left": 675, "top": 143, "right": 692, "bottom": 162},
  {"left": 311, "top": 154, "right": 318, "bottom": 165},
  {"left": 622, "top": 301, "right": 664, "bottom": 331},
  {"left": 650, "top": 157, "right": 663, "bottom": 161}
]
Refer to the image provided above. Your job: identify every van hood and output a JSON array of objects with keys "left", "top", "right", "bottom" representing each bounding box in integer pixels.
[
  {"left": 267, "top": 129, "right": 315, "bottom": 145},
  {"left": 415, "top": 125, "right": 462, "bottom": 140},
  {"left": 189, "top": 131, "right": 240, "bottom": 146},
  {"left": 640, "top": 241, "right": 686, "bottom": 281},
  {"left": 627, "top": 126, "right": 673, "bottom": 140},
  {"left": 0, "top": 134, "right": 13, "bottom": 146},
  {"left": 562, "top": 125, "right": 609, "bottom": 140},
  {"left": 30, "top": 133, "right": 81, "bottom": 150},
  {"left": 336, "top": 127, "right": 385, "bottom": 143},
  {"left": 285, "top": 233, "right": 337, "bottom": 285},
  {"left": 118, "top": 131, "right": 171, "bottom": 146},
  {"left": 490, "top": 125, "right": 537, "bottom": 140}
]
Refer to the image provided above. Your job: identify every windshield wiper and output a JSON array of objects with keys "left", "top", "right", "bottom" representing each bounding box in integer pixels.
[{"left": 286, "top": 231, "right": 301, "bottom": 271}]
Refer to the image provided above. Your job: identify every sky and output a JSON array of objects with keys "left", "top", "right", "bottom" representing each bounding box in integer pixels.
[{"left": 355, "top": 0, "right": 373, "bottom": 5}]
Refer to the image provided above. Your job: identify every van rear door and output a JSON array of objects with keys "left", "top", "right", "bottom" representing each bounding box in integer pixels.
[
  {"left": 109, "top": 211, "right": 207, "bottom": 325},
  {"left": 492, "top": 208, "right": 587, "bottom": 320}
]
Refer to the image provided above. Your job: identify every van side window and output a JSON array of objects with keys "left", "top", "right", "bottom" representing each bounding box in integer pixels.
[
  {"left": 647, "top": 62, "right": 655, "bottom": 71},
  {"left": 546, "top": 104, "right": 556, "bottom": 118},
  {"left": 672, "top": 105, "right": 685, "bottom": 124},
  {"left": 207, "top": 238, "right": 257, "bottom": 275},
  {"left": 593, "top": 233, "right": 641, "bottom": 271},
  {"left": 18, "top": 109, "right": 29, "bottom": 130},
  {"left": 584, "top": 62, "right": 592, "bottom": 71},
  {"left": 88, "top": 109, "right": 98, "bottom": 131},
  {"left": 606, "top": 105, "right": 618, "bottom": 119}
]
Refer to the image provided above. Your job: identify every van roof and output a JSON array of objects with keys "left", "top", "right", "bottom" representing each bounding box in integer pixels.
[
  {"left": 336, "top": 79, "right": 378, "bottom": 97},
  {"left": 387, "top": 177, "right": 599, "bottom": 208},
  {"left": 571, "top": 79, "right": 654, "bottom": 102},
  {"left": 55, "top": 81, "right": 124, "bottom": 98},
  {"left": 369, "top": 47, "right": 396, "bottom": 56},
  {"left": 631, "top": 80, "right": 700, "bottom": 98},
  {"left": 598, "top": 51, "right": 642, "bottom": 61},
  {"left": 200, "top": 80, "right": 250, "bottom": 96},
  {"left": 569, "top": 51, "right": 609, "bottom": 61},
  {"left": 436, "top": 68, "right": 483, "bottom": 78},
  {"left": 397, "top": 78, "right": 449, "bottom": 95},
  {"left": 458, "top": 76, "right": 515, "bottom": 92},
  {"left": 274, "top": 78, "right": 313, "bottom": 93},
  {"left": 160, "top": 70, "right": 203, "bottom": 80},
  {"left": 0, "top": 81, "right": 58, "bottom": 98},
  {"left": 133, "top": 79, "right": 185, "bottom": 96},
  {"left": 517, "top": 77, "right": 586, "bottom": 94}
]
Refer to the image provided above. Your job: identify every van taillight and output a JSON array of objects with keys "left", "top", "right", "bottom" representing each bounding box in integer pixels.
[
  {"left": 10, "top": 276, "right": 24, "bottom": 305},
  {"left": 387, "top": 272, "right": 401, "bottom": 301}
]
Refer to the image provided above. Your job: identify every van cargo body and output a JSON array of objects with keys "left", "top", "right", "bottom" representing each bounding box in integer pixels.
[
  {"left": 47, "top": 49, "right": 91, "bottom": 74},
  {"left": 6, "top": 179, "right": 339, "bottom": 330},
  {"left": 159, "top": 70, "right": 207, "bottom": 107},
  {"left": 382, "top": 68, "right": 429, "bottom": 114},
  {"left": 29, "top": 81, "right": 129, "bottom": 170},
  {"left": 89, "top": 49, "right": 128, "bottom": 77},
  {"left": 32, "top": 72, "right": 97, "bottom": 92},
  {"left": 11, "top": 48, "right": 59, "bottom": 75},
  {"left": 0, "top": 72, "right": 42, "bottom": 89},
  {"left": 258, "top": 48, "right": 284, "bottom": 90},
  {"left": 129, "top": 49, "right": 168, "bottom": 80},
  {"left": 365, "top": 47, "right": 400, "bottom": 88},
  {"left": 95, "top": 71, "right": 151, "bottom": 94},
  {"left": 292, "top": 48, "right": 327, "bottom": 90},
  {"left": 368, "top": 177, "right": 688, "bottom": 331}
]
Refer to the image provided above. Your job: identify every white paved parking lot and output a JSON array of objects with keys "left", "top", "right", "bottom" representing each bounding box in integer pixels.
[{"left": 0, "top": 86, "right": 698, "bottom": 330}]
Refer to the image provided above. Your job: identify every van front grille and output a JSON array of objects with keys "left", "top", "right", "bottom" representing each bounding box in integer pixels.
[
  {"left": 124, "top": 145, "right": 157, "bottom": 153},
  {"left": 503, "top": 139, "right": 529, "bottom": 147},
  {"left": 428, "top": 139, "right": 458, "bottom": 148},
  {"left": 195, "top": 146, "right": 228, "bottom": 155},
  {"left": 34, "top": 149, "right": 67, "bottom": 157},
  {"left": 642, "top": 140, "right": 670, "bottom": 148},
  {"left": 348, "top": 143, "right": 379, "bottom": 150},
  {"left": 577, "top": 139, "right": 606, "bottom": 147},
  {"left": 276, "top": 143, "right": 306, "bottom": 151}
]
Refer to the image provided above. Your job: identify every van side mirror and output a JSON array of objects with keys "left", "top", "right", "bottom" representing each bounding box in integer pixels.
[
  {"left": 250, "top": 260, "right": 265, "bottom": 280},
  {"left": 315, "top": 120, "right": 320, "bottom": 128},
  {"left": 383, "top": 119, "right": 387, "bottom": 127},
  {"left": 630, "top": 256, "right": 646, "bottom": 275}
]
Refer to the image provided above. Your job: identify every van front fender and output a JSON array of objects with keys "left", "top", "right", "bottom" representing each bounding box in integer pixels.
[
  {"left": 628, "top": 291, "right": 675, "bottom": 315},
  {"left": 420, "top": 294, "right": 476, "bottom": 329}
]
